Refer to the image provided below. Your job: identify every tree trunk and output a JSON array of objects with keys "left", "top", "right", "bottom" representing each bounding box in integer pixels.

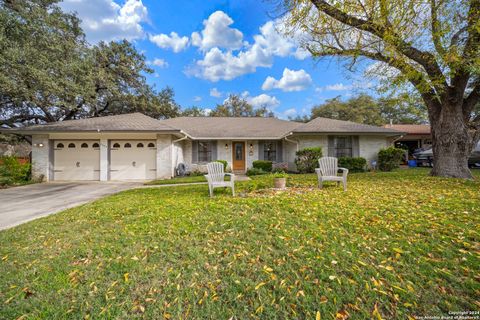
[{"left": 430, "top": 102, "right": 475, "bottom": 179}]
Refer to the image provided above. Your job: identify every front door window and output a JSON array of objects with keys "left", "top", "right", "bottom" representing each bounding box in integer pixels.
[{"left": 235, "top": 143, "right": 243, "bottom": 161}]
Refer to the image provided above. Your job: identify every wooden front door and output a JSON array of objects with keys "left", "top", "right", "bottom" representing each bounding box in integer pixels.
[{"left": 232, "top": 141, "right": 246, "bottom": 171}]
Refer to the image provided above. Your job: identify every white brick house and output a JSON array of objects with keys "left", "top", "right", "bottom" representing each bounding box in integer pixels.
[{"left": 4, "top": 113, "right": 403, "bottom": 181}]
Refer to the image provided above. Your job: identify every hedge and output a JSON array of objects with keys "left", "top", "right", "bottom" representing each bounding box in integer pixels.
[
  {"left": 294, "top": 147, "right": 323, "bottom": 173},
  {"left": 378, "top": 147, "right": 405, "bottom": 171},
  {"left": 252, "top": 160, "right": 272, "bottom": 172},
  {"left": 338, "top": 157, "right": 367, "bottom": 173}
]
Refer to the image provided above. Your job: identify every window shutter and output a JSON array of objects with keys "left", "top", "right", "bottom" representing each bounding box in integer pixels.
[
  {"left": 192, "top": 141, "right": 198, "bottom": 163},
  {"left": 258, "top": 141, "right": 264, "bottom": 160},
  {"left": 352, "top": 136, "right": 360, "bottom": 157},
  {"left": 211, "top": 141, "right": 217, "bottom": 161},
  {"left": 328, "top": 136, "right": 335, "bottom": 157},
  {"left": 276, "top": 140, "right": 283, "bottom": 162}
]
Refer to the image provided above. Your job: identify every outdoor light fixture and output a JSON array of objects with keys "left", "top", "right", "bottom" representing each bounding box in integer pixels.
[
  {"left": 249, "top": 143, "right": 254, "bottom": 156},
  {"left": 35, "top": 143, "right": 44, "bottom": 148},
  {"left": 225, "top": 143, "right": 229, "bottom": 150}
]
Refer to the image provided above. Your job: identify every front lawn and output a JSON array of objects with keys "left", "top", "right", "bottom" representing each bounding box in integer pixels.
[{"left": 1, "top": 169, "right": 479, "bottom": 319}]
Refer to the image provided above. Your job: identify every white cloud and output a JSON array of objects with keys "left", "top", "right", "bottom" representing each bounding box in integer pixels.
[
  {"left": 151, "top": 58, "right": 168, "bottom": 68},
  {"left": 282, "top": 108, "right": 297, "bottom": 117},
  {"left": 247, "top": 93, "right": 280, "bottom": 109},
  {"left": 60, "top": 0, "right": 148, "bottom": 43},
  {"left": 193, "top": 96, "right": 202, "bottom": 102},
  {"left": 210, "top": 88, "right": 222, "bottom": 98},
  {"left": 149, "top": 32, "right": 189, "bottom": 52},
  {"left": 262, "top": 68, "right": 312, "bottom": 92},
  {"left": 325, "top": 83, "right": 351, "bottom": 91},
  {"left": 191, "top": 11, "right": 244, "bottom": 51},
  {"left": 186, "top": 14, "right": 310, "bottom": 82},
  {"left": 187, "top": 45, "right": 272, "bottom": 82}
]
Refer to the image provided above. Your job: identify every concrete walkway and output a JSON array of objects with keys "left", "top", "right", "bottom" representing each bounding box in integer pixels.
[{"left": 0, "top": 182, "right": 141, "bottom": 230}]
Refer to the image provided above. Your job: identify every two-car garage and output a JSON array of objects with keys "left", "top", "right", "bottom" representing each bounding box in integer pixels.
[{"left": 53, "top": 140, "right": 157, "bottom": 181}]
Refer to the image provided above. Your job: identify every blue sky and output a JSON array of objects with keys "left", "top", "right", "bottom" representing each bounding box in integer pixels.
[{"left": 60, "top": 0, "right": 373, "bottom": 118}]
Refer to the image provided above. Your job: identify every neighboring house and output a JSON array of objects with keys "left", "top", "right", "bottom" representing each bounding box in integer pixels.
[
  {"left": 2, "top": 113, "right": 402, "bottom": 181},
  {"left": 383, "top": 124, "right": 432, "bottom": 155}
]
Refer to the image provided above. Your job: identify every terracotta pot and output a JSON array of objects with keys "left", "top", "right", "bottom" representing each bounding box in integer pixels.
[{"left": 274, "top": 177, "right": 286, "bottom": 189}]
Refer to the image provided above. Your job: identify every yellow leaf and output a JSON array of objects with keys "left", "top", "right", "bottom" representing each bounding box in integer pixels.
[
  {"left": 393, "top": 248, "right": 404, "bottom": 254},
  {"left": 255, "top": 282, "right": 266, "bottom": 290},
  {"left": 124, "top": 273, "right": 129, "bottom": 282},
  {"left": 316, "top": 311, "right": 321, "bottom": 320},
  {"left": 385, "top": 266, "right": 394, "bottom": 271},
  {"left": 372, "top": 303, "right": 383, "bottom": 320}
]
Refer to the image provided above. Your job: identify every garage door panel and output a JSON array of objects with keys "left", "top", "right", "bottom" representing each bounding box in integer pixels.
[
  {"left": 54, "top": 140, "right": 100, "bottom": 181},
  {"left": 110, "top": 140, "right": 156, "bottom": 180}
]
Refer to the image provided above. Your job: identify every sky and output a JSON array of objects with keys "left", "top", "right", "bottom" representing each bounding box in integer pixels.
[{"left": 59, "top": 0, "right": 374, "bottom": 119}]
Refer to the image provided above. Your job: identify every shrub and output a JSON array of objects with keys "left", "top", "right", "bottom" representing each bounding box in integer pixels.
[
  {"left": 252, "top": 160, "right": 272, "bottom": 172},
  {"left": 378, "top": 147, "right": 405, "bottom": 171},
  {"left": 294, "top": 147, "right": 323, "bottom": 173},
  {"left": 272, "top": 171, "right": 288, "bottom": 178},
  {"left": 214, "top": 160, "right": 228, "bottom": 171},
  {"left": 338, "top": 157, "right": 367, "bottom": 173},
  {"left": 0, "top": 156, "right": 31, "bottom": 186},
  {"left": 246, "top": 168, "right": 268, "bottom": 176}
]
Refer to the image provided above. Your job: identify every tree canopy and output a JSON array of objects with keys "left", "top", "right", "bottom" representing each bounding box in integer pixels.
[
  {"left": 0, "top": 0, "right": 180, "bottom": 128},
  {"left": 310, "top": 93, "right": 428, "bottom": 126},
  {"left": 208, "top": 94, "right": 275, "bottom": 117}
]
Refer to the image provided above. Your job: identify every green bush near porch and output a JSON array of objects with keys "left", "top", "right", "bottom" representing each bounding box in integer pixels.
[
  {"left": 338, "top": 157, "right": 367, "bottom": 172},
  {"left": 252, "top": 160, "right": 272, "bottom": 172}
]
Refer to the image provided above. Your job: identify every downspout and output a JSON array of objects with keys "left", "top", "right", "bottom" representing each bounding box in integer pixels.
[
  {"left": 284, "top": 132, "right": 299, "bottom": 151},
  {"left": 171, "top": 130, "right": 189, "bottom": 177}
]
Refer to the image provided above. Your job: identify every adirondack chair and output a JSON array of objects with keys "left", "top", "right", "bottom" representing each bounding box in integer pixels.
[
  {"left": 205, "top": 162, "right": 235, "bottom": 197},
  {"left": 315, "top": 157, "right": 349, "bottom": 191}
]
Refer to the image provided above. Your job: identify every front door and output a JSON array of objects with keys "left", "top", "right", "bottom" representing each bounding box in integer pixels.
[{"left": 232, "top": 141, "right": 246, "bottom": 172}]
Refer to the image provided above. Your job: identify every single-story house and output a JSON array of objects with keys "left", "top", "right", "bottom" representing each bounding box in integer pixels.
[
  {"left": 2, "top": 113, "right": 402, "bottom": 181},
  {"left": 383, "top": 124, "right": 431, "bottom": 156}
]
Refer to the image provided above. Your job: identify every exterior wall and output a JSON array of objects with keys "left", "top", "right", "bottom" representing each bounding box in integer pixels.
[
  {"left": 99, "top": 139, "right": 108, "bottom": 181},
  {"left": 32, "top": 134, "right": 50, "bottom": 182},
  {"left": 246, "top": 140, "right": 258, "bottom": 169},
  {"left": 284, "top": 139, "right": 298, "bottom": 171},
  {"left": 359, "top": 135, "right": 388, "bottom": 165},
  {"left": 156, "top": 134, "right": 172, "bottom": 179},
  {"left": 217, "top": 140, "right": 233, "bottom": 170}
]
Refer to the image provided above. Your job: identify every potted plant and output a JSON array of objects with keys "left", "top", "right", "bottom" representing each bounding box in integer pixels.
[{"left": 272, "top": 171, "right": 288, "bottom": 189}]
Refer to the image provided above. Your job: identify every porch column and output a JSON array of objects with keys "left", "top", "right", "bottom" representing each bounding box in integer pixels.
[
  {"left": 156, "top": 134, "right": 172, "bottom": 179},
  {"left": 32, "top": 134, "right": 50, "bottom": 182},
  {"left": 99, "top": 139, "right": 108, "bottom": 181}
]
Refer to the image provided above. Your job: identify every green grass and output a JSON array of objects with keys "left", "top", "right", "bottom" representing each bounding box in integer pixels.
[
  {"left": 145, "top": 175, "right": 207, "bottom": 185},
  {"left": 1, "top": 169, "right": 479, "bottom": 319},
  {"left": 145, "top": 174, "right": 234, "bottom": 185}
]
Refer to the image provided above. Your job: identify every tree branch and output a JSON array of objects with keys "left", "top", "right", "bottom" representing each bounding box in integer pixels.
[
  {"left": 430, "top": 0, "right": 446, "bottom": 56},
  {"left": 310, "top": 0, "right": 448, "bottom": 91}
]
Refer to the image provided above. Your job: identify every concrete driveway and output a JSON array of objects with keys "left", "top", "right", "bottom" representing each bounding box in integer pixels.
[{"left": 0, "top": 182, "right": 142, "bottom": 230}]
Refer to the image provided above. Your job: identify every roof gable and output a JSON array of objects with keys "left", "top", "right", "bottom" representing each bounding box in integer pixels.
[
  {"left": 161, "top": 117, "right": 301, "bottom": 139},
  {"left": 294, "top": 117, "right": 402, "bottom": 135},
  {"left": 5, "top": 113, "right": 178, "bottom": 133}
]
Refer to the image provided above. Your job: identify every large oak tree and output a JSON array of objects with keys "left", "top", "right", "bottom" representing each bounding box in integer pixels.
[
  {"left": 282, "top": 0, "right": 480, "bottom": 178},
  {"left": 0, "top": 0, "right": 180, "bottom": 128}
]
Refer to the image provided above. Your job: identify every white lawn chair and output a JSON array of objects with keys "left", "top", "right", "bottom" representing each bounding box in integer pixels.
[
  {"left": 205, "top": 162, "right": 235, "bottom": 197},
  {"left": 315, "top": 157, "right": 348, "bottom": 191}
]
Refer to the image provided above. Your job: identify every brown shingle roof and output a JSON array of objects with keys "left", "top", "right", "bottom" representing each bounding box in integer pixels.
[
  {"left": 4, "top": 113, "right": 179, "bottom": 133},
  {"left": 383, "top": 124, "right": 431, "bottom": 135},
  {"left": 294, "top": 117, "right": 402, "bottom": 135},
  {"left": 162, "top": 117, "right": 301, "bottom": 139}
]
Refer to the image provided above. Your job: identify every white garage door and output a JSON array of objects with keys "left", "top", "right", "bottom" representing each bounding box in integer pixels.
[
  {"left": 110, "top": 140, "right": 157, "bottom": 180},
  {"left": 54, "top": 140, "right": 100, "bottom": 180}
]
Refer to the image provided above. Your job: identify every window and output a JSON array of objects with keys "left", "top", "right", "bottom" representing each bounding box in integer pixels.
[
  {"left": 147, "top": 142, "right": 155, "bottom": 148},
  {"left": 68, "top": 143, "right": 76, "bottom": 148},
  {"left": 137, "top": 143, "right": 144, "bottom": 148},
  {"left": 124, "top": 143, "right": 131, "bottom": 148},
  {"left": 92, "top": 143, "right": 100, "bottom": 148},
  {"left": 81, "top": 143, "right": 88, "bottom": 148},
  {"left": 263, "top": 141, "right": 277, "bottom": 162},
  {"left": 334, "top": 136, "right": 352, "bottom": 157},
  {"left": 56, "top": 143, "right": 64, "bottom": 149},
  {"left": 198, "top": 141, "right": 212, "bottom": 162},
  {"left": 113, "top": 143, "right": 120, "bottom": 148}
]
